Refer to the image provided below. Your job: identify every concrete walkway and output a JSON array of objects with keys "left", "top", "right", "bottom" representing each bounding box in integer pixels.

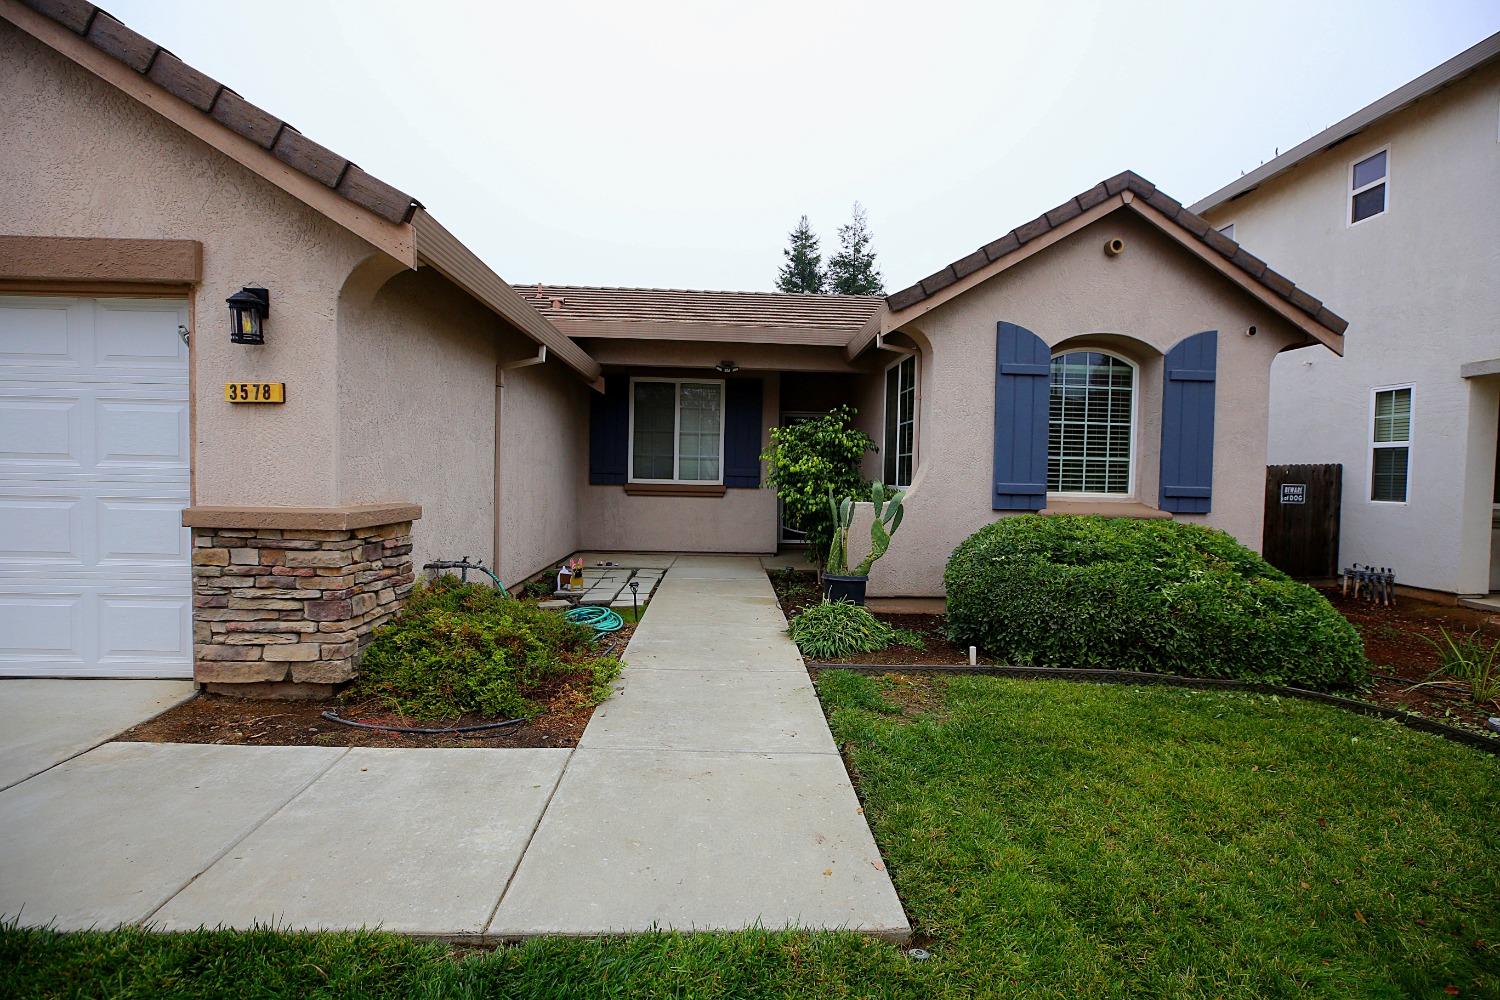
[
  {"left": 0, "top": 557, "right": 907, "bottom": 940},
  {"left": 490, "top": 555, "right": 909, "bottom": 939}
]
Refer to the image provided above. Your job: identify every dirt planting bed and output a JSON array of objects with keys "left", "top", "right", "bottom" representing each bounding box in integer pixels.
[
  {"left": 771, "top": 567, "right": 1499, "bottom": 737},
  {"left": 122, "top": 622, "right": 634, "bottom": 749}
]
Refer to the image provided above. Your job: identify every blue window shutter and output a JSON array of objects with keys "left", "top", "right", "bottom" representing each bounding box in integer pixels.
[
  {"left": 589, "top": 374, "right": 629, "bottom": 485},
  {"left": 1160, "top": 330, "right": 1218, "bottom": 513},
  {"left": 724, "top": 378, "right": 763, "bottom": 487},
  {"left": 993, "top": 322, "right": 1050, "bottom": 510}
]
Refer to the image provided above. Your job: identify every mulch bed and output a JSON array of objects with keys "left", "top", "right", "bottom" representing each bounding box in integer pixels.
[
  {"left": 120, "top": 622, "right": 634, "bottom": 749},
  {"left": 770, "top": 568, "right": 1500, "bottom": 736}
]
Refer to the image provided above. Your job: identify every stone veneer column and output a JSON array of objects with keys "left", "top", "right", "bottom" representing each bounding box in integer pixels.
[{"left": 182, "top": 504, "right": 421, "bottom": 697}]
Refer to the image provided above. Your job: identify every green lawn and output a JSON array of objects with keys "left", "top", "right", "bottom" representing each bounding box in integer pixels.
[{"left": 5, "top": 675, "right": 1497, "bottom": 999}]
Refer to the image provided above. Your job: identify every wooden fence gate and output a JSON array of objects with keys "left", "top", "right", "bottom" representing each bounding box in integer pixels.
[{"left": 1263, "top": 464, "right": 1341, "bottom": 578}]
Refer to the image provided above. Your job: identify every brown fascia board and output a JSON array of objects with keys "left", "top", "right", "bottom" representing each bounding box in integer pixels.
[
  {"left": 859, "top": 170, "right": 1347, "bottom": 359},
  {"left": 10, "top": 0, "right": 421, "bottom": 227},
  {"left": 1190, "top": 30, "right": 1500, "bottom": 214},
  {"left": 412, "top": 211, "right": 603, "bottom": 386},
  {"left": 4, "top": 0, "right": 600, "bottom": 383}
]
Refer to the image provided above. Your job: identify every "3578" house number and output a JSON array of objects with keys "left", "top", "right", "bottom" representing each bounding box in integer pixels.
[{"left": 224, "top": 382, "right": 286, "bottom": 404}]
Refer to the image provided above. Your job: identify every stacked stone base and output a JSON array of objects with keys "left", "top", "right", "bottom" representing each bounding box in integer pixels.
[{"left": 190, "top": 520, "right": 415, "bottom": 695}]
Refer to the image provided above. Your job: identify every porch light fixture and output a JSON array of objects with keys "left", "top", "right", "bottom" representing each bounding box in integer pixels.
[
  {"left": 714, "top": 360, "right": 740, "bottom": 374},
  {"left": 227, "top": 286, "right": 269, "bottom": 345}
]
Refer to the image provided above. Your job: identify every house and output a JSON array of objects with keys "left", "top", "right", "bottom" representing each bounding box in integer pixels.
[
  {"left": 1191, "top": 31, "right": 1500, "bottom": 603},
  {"left": 0, "top": 0, "right": 1347, "bottom": 693}
]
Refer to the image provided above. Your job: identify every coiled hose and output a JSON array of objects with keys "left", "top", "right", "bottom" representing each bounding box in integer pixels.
[{"left": 564, "top": 605, "right": 624, "bottom": 635}]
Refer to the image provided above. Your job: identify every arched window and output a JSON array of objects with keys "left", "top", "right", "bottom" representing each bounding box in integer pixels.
[{"left": 1048, "top": 351, "right": 1135, "bottom": 495}]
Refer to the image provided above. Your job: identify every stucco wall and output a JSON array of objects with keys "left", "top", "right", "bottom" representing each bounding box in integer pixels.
[
  {"left": 577, "top": 373, "right": 781, "bottom": 553},
  {"left": 853, "top": 210, "right": 1307, "bottom": 597},
  {"left": 1200, "top": 61, "right": 1500, "bottom": 594},
  {"left": 0, "top": 18, "right": 371, "bottom": 507},
  {"left": 497, "top": 351, "right": 586, "bottom": 584},
  {"left": 337, "top": 266, "right": 510, "bottom": 576}
]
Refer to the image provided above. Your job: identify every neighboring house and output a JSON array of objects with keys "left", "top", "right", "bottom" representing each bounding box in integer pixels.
[
  {"left": 1192, "top": 31, "right": 1500, "bottom": 601},
  {"left": 1, "top": 0, "right": 1348, "bottom": 693}
]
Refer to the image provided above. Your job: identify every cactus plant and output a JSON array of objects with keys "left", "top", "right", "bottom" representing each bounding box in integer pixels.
[
  {"left": 855, "top": 482, "right": 905, "bottom": 576},
  {"left": 824, "top": 483, "right": 905, "bottom": 577}
]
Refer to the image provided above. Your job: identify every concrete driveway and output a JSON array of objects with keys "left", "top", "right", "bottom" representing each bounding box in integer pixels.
[
  {"left": 0, "top": 679, "right": 193, "bottom": 791},
  {"left": 0, "top": 557, "right": 908, "bottom": 940}
]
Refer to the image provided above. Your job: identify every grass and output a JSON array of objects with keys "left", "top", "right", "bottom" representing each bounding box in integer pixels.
[{"left": 5, "top": 676, "right": 1497, "bottom": 998}]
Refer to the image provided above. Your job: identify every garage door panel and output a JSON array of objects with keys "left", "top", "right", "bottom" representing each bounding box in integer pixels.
[
  {"left": 0, "top": 494, "right": 84, "bottom": 565},
  {"left": 98, "top": 594, "right": 191, "bottom": 663},
  {"left": 0, "top": 593, "right": 86, "bottom": 665},
  {"left": 0, "top": 394, "right": 84, "bottom": 469},
  {"left": 97, "top": 496, "right": 191, "bottom": 566},
  {"left": 0, "top": 299, "right": 85, "bottom": 369},
  {"left": 1, "top": 296, "right": 190, "bottom": 678},
  {"left": 95, "top": 301, "right": 188, "bottom": 371},
  {"left": 95, "top": 398, "right": 189, "bottom": 469}
]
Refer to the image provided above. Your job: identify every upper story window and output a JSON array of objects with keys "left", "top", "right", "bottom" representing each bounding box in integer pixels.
[
  {"left": 1217, "top": 223, "right": 1236, "bottom": 241},
  {"left": 883, "top": 355, "right": 916, "bottom": 487},
  {"left": 1048, "top": 351, "right": 1134, "bottom": 495},
  {"left": 1350, "top": 149, "right": 1388, "bottom": 225},
  {"left": 1370, "top": 385, "right": 1412, "bottom": 502},
  {"left": 629, "top": 377, "right": 724, "bottom": 484}
]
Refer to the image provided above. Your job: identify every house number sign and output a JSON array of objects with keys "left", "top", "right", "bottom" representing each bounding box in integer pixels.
[
  {"left": 225, "top": 381, "right": 286, "bottom": 404},
  {"left": 1280, "top": 483, "right": 1306, "bottom": 504}
]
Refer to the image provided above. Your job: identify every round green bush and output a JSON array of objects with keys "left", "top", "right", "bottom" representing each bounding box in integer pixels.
[
  {"left": 788, "top": 600, "right": 896, "bottom": 660},
  {"left": 353, "top": 576, "right": 620, "bottom": 721},
  {"left": 943, "top": 516, "right": 1366, "bottom": 689}
]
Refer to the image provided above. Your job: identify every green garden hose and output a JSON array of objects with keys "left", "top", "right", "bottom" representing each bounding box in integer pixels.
[{"left": 564, "top": 605, "right": 624, "bottom": 635}]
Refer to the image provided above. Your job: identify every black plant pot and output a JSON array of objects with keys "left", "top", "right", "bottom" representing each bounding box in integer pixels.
[{"left": 823, "top": 574, "right": 868, "bottom": 605}]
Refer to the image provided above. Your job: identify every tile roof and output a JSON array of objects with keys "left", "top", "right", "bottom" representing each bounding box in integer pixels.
[
  {"left": 885, "top": 170, "right": 1349, "bottom": 337},
  {"left": 516, "top": 284, "right": 885, "bottom": 335},
  {"left": 19, "top": 0, "right": 421, "bottom": 225}
]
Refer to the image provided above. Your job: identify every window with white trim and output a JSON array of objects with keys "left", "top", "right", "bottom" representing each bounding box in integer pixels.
[
  {"left": 883, "top": 355, "right": 916, "bottom": 487},
  {"left": 1048, "top": 351, "right": 1134, "bottom": 495},
  {"left": 1350, "top": 149, "right": 1388, "bottom": 224},
  {"left": 629, "top": 378, "right": 724, "bottom": 483},
  {"left": 1370, "top": 386, "right": 1411, "bottom": 502}
]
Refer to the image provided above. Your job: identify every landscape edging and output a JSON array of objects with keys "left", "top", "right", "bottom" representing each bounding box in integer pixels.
[{"left": 809, "top": 662, "right": 1500, "bottom": 756}]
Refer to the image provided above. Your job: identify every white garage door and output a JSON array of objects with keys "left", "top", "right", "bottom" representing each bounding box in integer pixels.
[{"left": 0, "top": 296, "right": 192, "bottom": 677}]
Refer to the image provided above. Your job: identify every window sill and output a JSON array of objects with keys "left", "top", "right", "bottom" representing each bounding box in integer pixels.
[
  {"left": 1040, "top": 498, "right": 1171, "bottom": 520},
  {"left": 624, "top": 482, "right": 727, "bottom": 498}
]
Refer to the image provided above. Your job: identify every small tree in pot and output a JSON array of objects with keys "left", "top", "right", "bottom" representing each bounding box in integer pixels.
[
  {"left": 760, "top": 406, "right": 874, "bottom": 564},
  {"left": 824, "top": 482, "right": 904, "bottom": 604}
]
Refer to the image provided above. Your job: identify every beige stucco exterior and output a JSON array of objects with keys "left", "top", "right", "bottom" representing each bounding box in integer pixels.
[
  {"left": 849, "top": 209, "right": 1308, "bottom": 597},
  {"left": 1199, "top": 59, "right": 1500, "bottom": 595},
  {"left": 577, "top": 373, "right": 783, "bottom": 553},
  {"left": 1, "top": 18, "right": 584, "bottom": 587}
]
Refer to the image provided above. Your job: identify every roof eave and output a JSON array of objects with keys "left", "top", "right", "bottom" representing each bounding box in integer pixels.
[
  {"left": 412, "top": 212, "right": 602, "bottom": 385},
  {"left": 1190, "top": 30, "right": 1500, "bottom": 215}
]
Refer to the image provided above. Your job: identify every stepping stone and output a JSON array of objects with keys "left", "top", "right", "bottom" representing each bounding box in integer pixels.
[{"left": 538, "top": 600, "right": 571, "bottom": 610}]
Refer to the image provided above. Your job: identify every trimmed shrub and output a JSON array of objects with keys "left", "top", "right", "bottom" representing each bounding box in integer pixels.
[
  {"left": 352, "top": 576, "right": 621, "bottom": 721},
  {"left": 788, "top": 600, "right": 896, "bottom": 659},
  {"left": 943, "top": 516, "right": 1366, "bottom": 689}
]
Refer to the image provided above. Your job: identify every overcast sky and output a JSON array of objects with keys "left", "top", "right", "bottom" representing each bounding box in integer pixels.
[{"left": 108, "top": 0, "right": 1496, "bottom": 292}]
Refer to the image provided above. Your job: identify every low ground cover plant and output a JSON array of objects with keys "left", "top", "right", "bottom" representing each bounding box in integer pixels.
[
  {"left": 788, "top": 600, "right": 896, "bottom": 659},
  {"left": 944, "top": 515, "right": 1366, "bottom": 689},
  {"left": 351, "top": 576, "right": 620, "bottom": 721},
  {"left": 1413, "top": 627, "right": 1500, "bottom": 707}
]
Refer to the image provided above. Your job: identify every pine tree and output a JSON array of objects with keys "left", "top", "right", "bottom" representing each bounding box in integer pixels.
[
  {"left": 776, "top": 215, "right": 825, "bottom": 294},
  {"left": 827, "top": 202, "right": 884, "bottom": 295}
]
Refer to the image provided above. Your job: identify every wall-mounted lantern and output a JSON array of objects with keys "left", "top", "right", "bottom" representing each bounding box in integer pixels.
[{"left": 227, "top": 286, "right": 269, "bottom": 345}]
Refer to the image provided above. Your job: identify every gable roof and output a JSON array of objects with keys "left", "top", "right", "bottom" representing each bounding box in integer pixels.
[
  {"left": 17, "top": 0, "right": 420, "bottom": 225},
  {"left": 862, "top": 171, "right": 1347, "bottom": 359},
  {"left": 517, "top": 284, "right": 884, "bottom": 346},
  {"left": 1191, "top": 30, "right": 1500, "bottom": 216},
  {"left": 5, "top": 0, "right": 603, "bottom": 385}
]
